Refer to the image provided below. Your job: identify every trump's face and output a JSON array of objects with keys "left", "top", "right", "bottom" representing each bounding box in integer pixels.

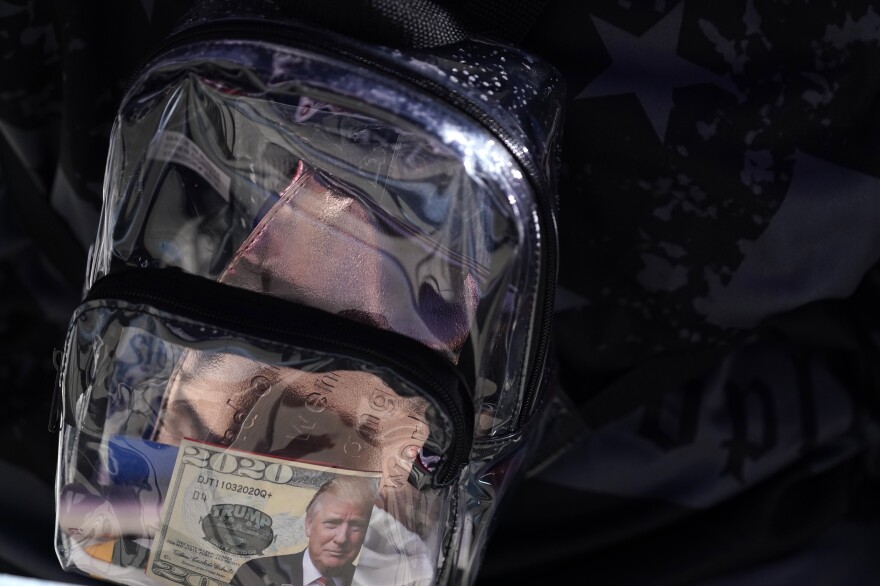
[{"left": 305, "top": 495, "right": 371, "bottom": 575}]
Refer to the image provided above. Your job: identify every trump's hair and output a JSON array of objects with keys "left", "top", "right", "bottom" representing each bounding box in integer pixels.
[{"left": 306, "top": 475, "right": 379, "bottom": 519}]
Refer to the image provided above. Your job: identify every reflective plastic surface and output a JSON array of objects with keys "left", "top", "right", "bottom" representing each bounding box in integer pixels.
[
  {"left": 58, "top": 29, "right": 562, "bottom": 586},
  {"left": 56, "top": 300, "right": 452, "bottom": 585},
  {"left": 90, "top": 39, "right": 544, "bottom": 434}
]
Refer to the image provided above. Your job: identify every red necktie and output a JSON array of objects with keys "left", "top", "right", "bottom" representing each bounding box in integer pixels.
[{"left": 314, "top": 577, "right": 334, "bottom": 586}]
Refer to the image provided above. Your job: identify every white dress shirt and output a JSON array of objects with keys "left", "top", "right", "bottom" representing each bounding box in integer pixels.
[{"left": 302, "top": 549, "right": 342, "bottom": 586}]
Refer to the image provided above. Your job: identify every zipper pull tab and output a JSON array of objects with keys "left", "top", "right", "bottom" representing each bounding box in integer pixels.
[{"left": 49, "top": 347, "right": 64, "bottom": 433}]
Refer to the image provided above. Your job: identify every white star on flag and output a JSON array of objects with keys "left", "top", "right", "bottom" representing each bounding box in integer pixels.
[{"left": 578, "top": 3, "right": 738, "bottom": 142}]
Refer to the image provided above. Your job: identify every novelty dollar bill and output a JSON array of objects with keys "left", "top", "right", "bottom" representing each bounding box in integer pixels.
[{"left": 147, "top": 439, "right": 380, "bottom": 586}]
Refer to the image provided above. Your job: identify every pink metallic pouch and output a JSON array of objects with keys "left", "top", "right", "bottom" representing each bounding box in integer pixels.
[
  {"left": 53, "top": 15, "right": 563, "bottom": 586},
  {"left": 153, "top": 164, "right": 451, "bottom": 476}
]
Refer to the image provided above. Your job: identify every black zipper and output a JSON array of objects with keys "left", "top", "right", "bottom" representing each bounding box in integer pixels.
[
  {"left": 80, "top": 268, "right": 472, "bottom": 487},
  {"left": 49, "top": 348, "right": 64, "bottom": 433},
  {"left": 125, "top": 19, "right": 557, "bottom": 430}
]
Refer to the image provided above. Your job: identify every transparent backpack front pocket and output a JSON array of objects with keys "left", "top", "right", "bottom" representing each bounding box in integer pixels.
[{"left": 55, "top": 287, "right": 466, "bottom": 586}]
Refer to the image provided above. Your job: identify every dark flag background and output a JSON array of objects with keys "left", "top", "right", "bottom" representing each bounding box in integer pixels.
[
  {"left": 0, "top": 1, "right": 878, "bottom": 584},
  {"left": 483, "top": 2, "right": 880, "bottom": 584}
]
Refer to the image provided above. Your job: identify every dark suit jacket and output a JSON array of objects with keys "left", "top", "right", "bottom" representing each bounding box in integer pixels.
[{"left": 229, "top": 549, "right": 356, "bottom": 586}]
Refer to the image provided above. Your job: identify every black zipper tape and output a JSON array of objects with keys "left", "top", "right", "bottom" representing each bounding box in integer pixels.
[
  {"left": 49, "top": 348, "right": 64, "bottom": 433},
  {"left": 81, "top": 268, "right": 473, "bottom": 487},
  {"left": 124, "top": 19, "right": 557, "bottom": 429}
]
